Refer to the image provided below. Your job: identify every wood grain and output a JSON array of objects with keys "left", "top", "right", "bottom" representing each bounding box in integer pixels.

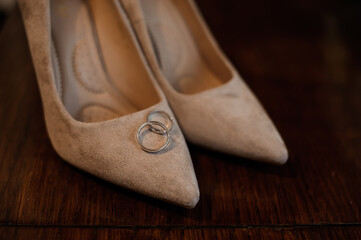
[
  {"left": 1, "top": 226, "right": 361, "bottom": 240},
  {"left": 0, "top": 0, "right": 361, "bottom": 239}
]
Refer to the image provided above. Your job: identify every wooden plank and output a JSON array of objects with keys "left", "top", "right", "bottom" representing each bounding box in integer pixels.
[
  {"left": 1, "top": 226, "right": 361, "bottom": 240},
  {"left": 0, "top": 0, "right": 360, "bottom": 228}
]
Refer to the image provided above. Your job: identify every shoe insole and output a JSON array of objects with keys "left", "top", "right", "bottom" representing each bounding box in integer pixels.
[
  {"left": 139, "top": 0, "right": 224, "bottom": 94},
  {"left": 50, "top": 0, "right": 159, "bottom": 123}
]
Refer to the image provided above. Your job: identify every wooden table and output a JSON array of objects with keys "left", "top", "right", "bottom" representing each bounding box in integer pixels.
[{"left": 1, "top": 1, "right": 360, "bottom": 239}]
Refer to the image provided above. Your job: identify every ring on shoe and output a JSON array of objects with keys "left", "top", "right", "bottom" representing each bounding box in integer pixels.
[
  {"left": 147, "top": 110, "right": 174, "bottom": 134},
  {"left": 137, "top": 121, "right": 170, "bottom": 153}
]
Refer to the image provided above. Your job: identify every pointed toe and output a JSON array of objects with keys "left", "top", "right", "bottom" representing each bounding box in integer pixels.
[
  {"left": 55, "top": 106, "right": 200, "bottom": 208},
  {"left": 240, "top": 131, "right": 289, "bottom": 165},
  {"left": 177, "top": 180, "right": 200, "bottom": 208},
  {"left": 264, "top": 145, "right": 288, "bottom": 165},
  {"left": 267, "top": 142, "right": 288, "bottom": 165},
  {"left": 169, "top": 79, "right": 288, "bottom": 164}
]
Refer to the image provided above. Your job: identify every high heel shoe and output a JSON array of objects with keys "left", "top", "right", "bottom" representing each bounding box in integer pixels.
[
  {"left": 19, "top": 0, "right": 199, "bottom": 208},
  {"left": 121, "top": 0, "right": 288, "bottom": 164}
]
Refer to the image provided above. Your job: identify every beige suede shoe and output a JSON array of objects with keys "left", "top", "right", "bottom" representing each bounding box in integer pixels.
[
  {"left": 19, "top": 0, "right": 199, "bottom": 208},
  {"left": 120, "top": 0, "right": 288, "bottom": 165}
]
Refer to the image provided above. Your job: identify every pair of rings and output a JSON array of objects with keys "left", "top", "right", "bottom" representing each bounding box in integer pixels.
[{"left": 136, "top": 110, "right": 174, "bottom": 153}]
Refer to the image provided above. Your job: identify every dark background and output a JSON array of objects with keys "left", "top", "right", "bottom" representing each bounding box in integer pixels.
[{"left": 0, "top": 0, "right": 360, "bottom": 239}]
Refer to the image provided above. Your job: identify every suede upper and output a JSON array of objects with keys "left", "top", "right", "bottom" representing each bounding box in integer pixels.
[
  {"left": 19, "top": 0, "right": 200, "bottom": 208},
  {"left": 121, "top": 0, "right": 288, "bottom": 164}
]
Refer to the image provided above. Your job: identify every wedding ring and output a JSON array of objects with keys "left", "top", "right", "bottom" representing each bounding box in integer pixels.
[
  {"left": 147, "top": 110, "right": 174, "bottom": 134},
  {"left": 137, "top": 121, "right": 170, "bottom": 153}
]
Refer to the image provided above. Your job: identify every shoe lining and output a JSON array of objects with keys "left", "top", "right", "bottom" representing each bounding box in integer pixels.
[
  {"left": 139, "top": 0, "right": 229, "bottom": 94},
  {"left": 50, "top": 0, "right": 160, "bottom": 123}
]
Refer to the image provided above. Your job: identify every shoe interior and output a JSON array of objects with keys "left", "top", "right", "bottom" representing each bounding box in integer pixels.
[
  {"left": 50, "top": 0, "right": 160, "bottom": 123},
  {"left": 139, "top": 0, "right": 232, "bottom": 95}
]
